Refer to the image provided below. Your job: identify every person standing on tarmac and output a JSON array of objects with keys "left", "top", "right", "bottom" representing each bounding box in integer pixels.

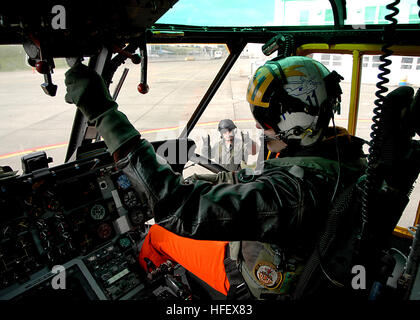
[
  {"left": 64, "top": 56, "right": 366, "bottom": 299},
  {"left": 201, "top": 119, "right": 258, "bottom": 172}
]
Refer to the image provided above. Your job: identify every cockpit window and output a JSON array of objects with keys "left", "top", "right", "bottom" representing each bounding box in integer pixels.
[
  {"left": 156, "top": 0, "right": 332, "bottom": 27},
  {"left": 0, "top": 44, "right": 231, "bottom": 173},
  {"left": 110, "top": 44, "right": 229, "bottom": 143},
  {"left": 0, "top": 45, "right": 73, "bottom": 174}
]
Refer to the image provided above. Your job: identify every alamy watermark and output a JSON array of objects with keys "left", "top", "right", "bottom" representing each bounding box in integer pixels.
[
  {"left": 351, "top": 265, "right": 366, "bottom": 290},
  {"left": 51, "top": 265, "right": 66, "bottom": 290},
  {"left": 51, "top": 5, "right": 66, "bottom": 30}
]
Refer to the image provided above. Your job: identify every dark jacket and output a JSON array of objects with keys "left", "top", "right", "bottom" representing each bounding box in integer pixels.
[{"left": 116, "top": 127, "right": 366, "bottom": 249}]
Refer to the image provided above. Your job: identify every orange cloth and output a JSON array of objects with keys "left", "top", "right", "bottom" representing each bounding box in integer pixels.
[{"left": 139, "top": 224, "right": 231, "bottom": 296}]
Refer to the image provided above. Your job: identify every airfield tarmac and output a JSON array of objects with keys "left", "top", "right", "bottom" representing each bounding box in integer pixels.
[{"left": 0, "top": 57, "right": 418, "bottom": 229}]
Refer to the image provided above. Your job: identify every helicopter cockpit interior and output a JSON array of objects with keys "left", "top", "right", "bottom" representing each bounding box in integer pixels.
[{"left": 0, "top": 0, "right": 419, "bottom": 305}]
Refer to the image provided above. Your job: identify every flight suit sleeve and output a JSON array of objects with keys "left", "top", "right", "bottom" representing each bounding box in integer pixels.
[{"left": 116, "top": 138, "right": 319, "bottom": 244}]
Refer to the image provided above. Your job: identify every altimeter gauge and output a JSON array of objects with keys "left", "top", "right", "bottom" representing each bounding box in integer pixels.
[{"left": 90, "top": 204, "right": 106, "bottom": 220}]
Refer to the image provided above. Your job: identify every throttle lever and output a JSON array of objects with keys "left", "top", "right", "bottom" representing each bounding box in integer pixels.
[
  {"left": 35, "top": 59, "right": 57, "bottom": 96},
  {"left": 137, "top": 37, "right": 149, "bottom": 94},
  {"left": 26, "top": 35, "right": 58, "bottom": 97},
  {"left": 40, "top": 72, "right": 58, "bottom": 96}
]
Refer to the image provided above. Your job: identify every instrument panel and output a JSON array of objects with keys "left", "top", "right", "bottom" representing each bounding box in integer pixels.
[{"left": 0, "top": 149, "right": 189, "bottom": 300}]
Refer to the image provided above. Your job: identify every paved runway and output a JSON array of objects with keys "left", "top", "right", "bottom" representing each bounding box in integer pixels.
[{"left": 0, "top": 58, "right": 418, "bottom": 228}]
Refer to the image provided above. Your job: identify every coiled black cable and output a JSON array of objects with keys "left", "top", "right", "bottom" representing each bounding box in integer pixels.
[
  {"left": 283, "top": 34, "right": 295, "bottom": 58},
  {"left": 359, "top": 0, "right": 400, "bottom": 242}
]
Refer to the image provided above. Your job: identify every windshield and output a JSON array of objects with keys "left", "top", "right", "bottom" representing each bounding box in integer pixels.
[
  {"left": 0, "top": 43, "right": 262, "bottom": 174},
  {"left": 157, "top": 0, "right": 420, "bottom": 27},
  {"left": 110, "top": 44, "right": 230, "bottom": 142},
  {"left": 157, "top": 0, "right": 332, "bottom": 26},
  {"left": 113, "top": 43, "right": 267, "bottom": 176}
]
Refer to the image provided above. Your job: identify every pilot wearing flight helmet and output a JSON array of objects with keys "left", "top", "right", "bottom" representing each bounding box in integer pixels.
[{"left": 64, "top": 56, "right": 366, "bottom": 299}]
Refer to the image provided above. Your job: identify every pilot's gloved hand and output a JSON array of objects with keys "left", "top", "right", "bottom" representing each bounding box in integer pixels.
[
  {"left": 187, "top": 172, "right": 238, "bottom": 185},
  {"left": 64, "top": 63, "right": 140, "bottom": 155},
  {"left": 64, "top": 63, "right": 116, "bottom": 121}
]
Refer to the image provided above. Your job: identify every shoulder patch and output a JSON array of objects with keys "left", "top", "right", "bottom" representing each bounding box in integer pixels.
[{"left": 254, "top": 261, "right": 283, "bottom": 289}]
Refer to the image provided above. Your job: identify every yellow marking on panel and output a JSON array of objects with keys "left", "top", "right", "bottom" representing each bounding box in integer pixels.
[{"left": 283, "top": 65, "right": 305, "bottom": 78}]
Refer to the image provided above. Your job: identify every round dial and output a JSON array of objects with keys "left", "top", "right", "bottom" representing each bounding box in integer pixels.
[
  {"left": 123, "top": 190, "right": 139, "bottom": 209},
  {"left": 90, "top": 204, "right": 106, "bottom": 220},
  {"left": 117, "top": 174, "right": 131, "bottom": 189},
  {"left": 118, "top": 237, "right": 131, "bottom": 249},
  {"left": 97, "top": 223, "right": 112, "bottom": 239}
]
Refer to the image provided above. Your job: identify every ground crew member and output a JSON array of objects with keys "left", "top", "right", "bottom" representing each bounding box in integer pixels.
[{"left": 201, "top": 119, "right": 258, "bottom": 171}]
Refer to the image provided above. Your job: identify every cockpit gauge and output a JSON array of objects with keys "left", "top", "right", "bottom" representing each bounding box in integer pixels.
[
  {"left": 118, "top": 237, "right": 131, "bottom": 249},
  {"left": 123, "top": 190, "right": 139, "bottom": 209},
  {"left": 90, "top": 204, "right": 106, "bottom": 220},
  {"left": 116, "top": 174, "right": 131, "bottom": 190},
  {"left": 97, "top": 223, "right": 112, "bottom": 239}
]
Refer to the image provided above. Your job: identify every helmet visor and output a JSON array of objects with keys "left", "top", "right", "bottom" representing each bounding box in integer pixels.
[{"left": 250, "top": 103, "right": 281, "bottom": 132}]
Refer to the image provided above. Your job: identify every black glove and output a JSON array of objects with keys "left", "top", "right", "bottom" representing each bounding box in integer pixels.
[
  {"left": 64, "top": 63, "right": 117, "bottom": 121},
  {"left": 64, "top": 63, "right": 140, "bottom": 154}
]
